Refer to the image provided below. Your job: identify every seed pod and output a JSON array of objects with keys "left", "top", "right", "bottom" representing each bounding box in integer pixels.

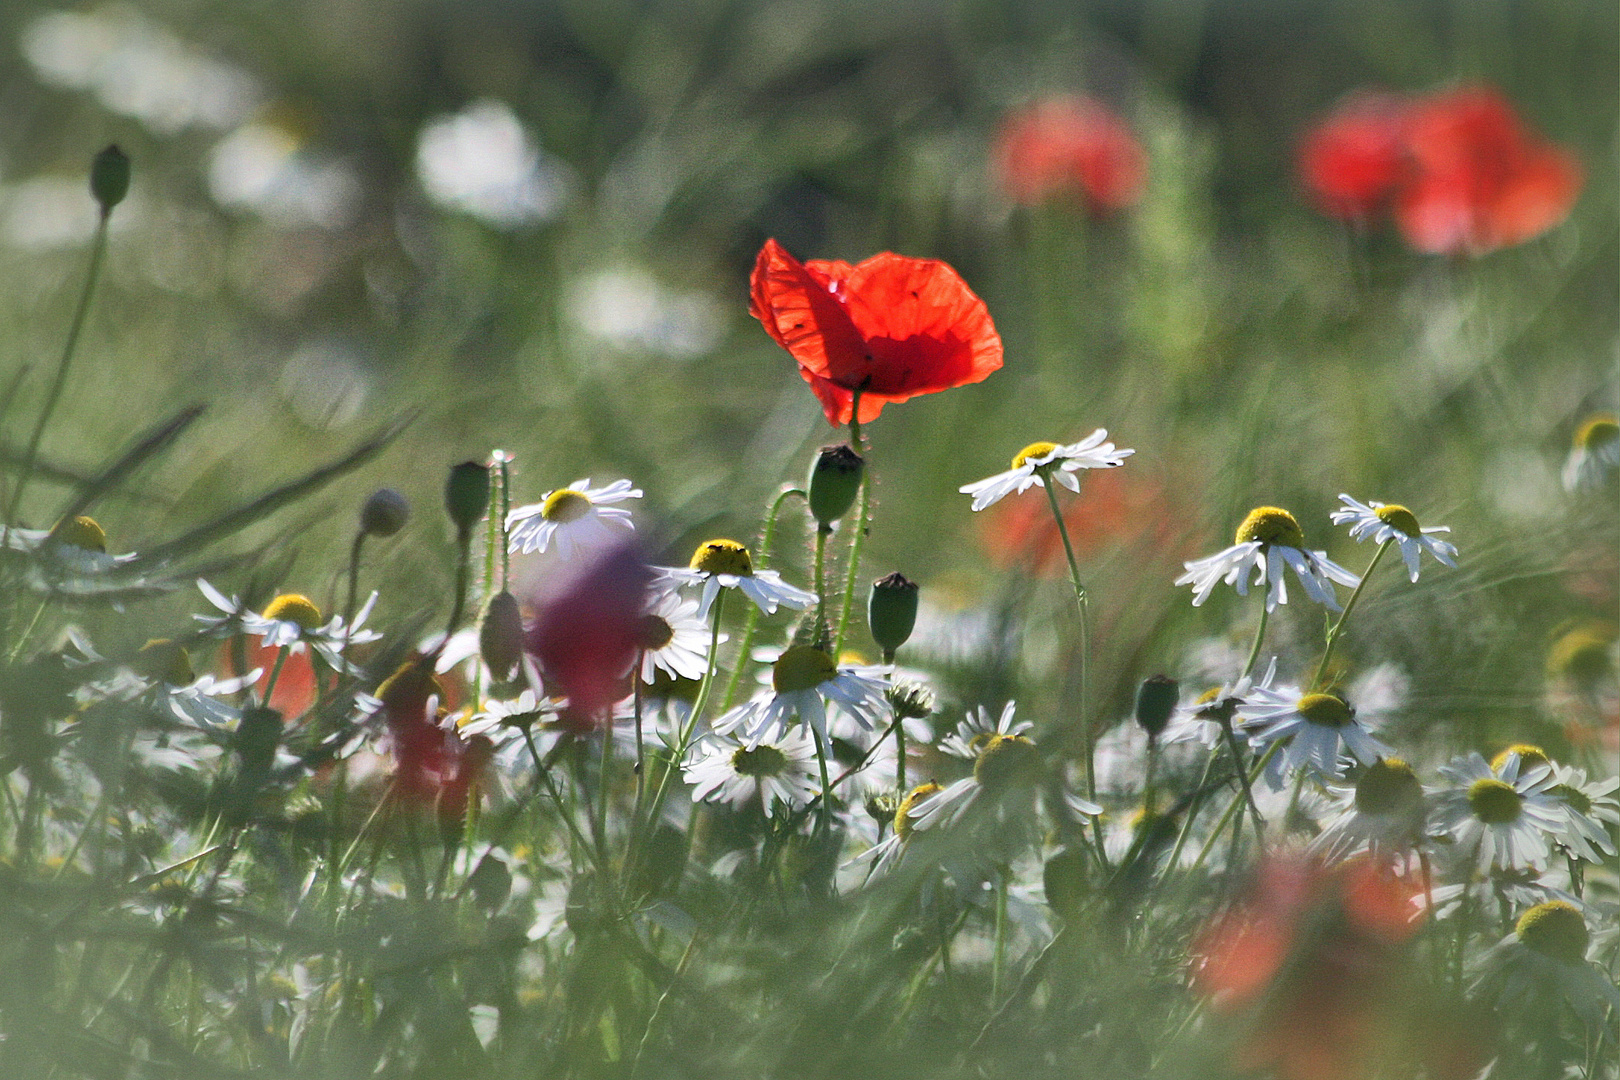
[
  {"left": 1134, "top": 674, "right": 1179, "bottom": 737},
  {"left": 444, "top": 461, "right": 491, "bottom": 539},
  {"left": 868, "top": 572, "right": 919, "bottom": 658},
  {"left": 807, "top": 444, "right": 864, "bottom": 526},
  {"left": 360, "top": 488, "right": 410, "bottom": 537},
  {"left": 90, "top": 145, "right": 131, "bottom": 212}
]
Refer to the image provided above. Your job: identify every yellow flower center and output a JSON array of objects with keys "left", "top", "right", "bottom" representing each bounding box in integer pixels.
[
  {"left": 1466, "top": 778, "right": 1522, "bottom": 825},
  {"left": 1549, "top": 783, "right": 1591, "bottom": 816},
  {"left": 1489, "top": 744, "right": 1551, "bottom": 774},
  {"left": 137, "top": 638, "right": 195, "bottom": 685},
  {"left": 1354, "top": 757, "right": 1422, "bottom": 816},
  {"left": 690, "top": 538, "right": 753, "bottom": 577},
  {"left": 637, "top": 614, "right": 675, "bottom": 650},
  {"left": 1575, "top": 415, "right": 1619, "bottom": 452},
  {"left": 1373, "top": 504, "right": 1422, "bottom": 537},
  {"left": 772, "top": 645, "right": 837, "bottom": 694},
  {"left": 1011, "top": 441, "right": 1060, "bottom": 470},
  {"left": 973, "top": 733, "right": 1039, "bottom": 788},
  {"left": 262, "top": 593, "right": 322, "bottom": 631},
  {"left": 541, "top": 489, "right": 592, "bottom": 522},
  {"left": 1234, "top": 506, "right": 1305, "bottom": 549},
  {"left": 1515, "top": 900, "right": 1589, "bottom": 964},
  {"left": 730, "top": 743, "right": 788, "bottom": 779},
  {"left": 50, "top": 515, "right": 107, "bottom": 552},
  {"left": 1296, "top": 693, "right": 1352, "bottom": 728},
  {"left": 1545, "top": 621, "right": 1616, "bottom": 682},
  {"left": 895, "top": 781, "right": 943, "bottom": 840}
]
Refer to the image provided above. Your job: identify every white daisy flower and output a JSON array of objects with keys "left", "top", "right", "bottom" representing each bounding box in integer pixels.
[
  {"left": 1161, "top": 658, "right": 1279, "bottom": 750},
  {"left": 1544, "top": 763, "right": 1619, "bottom": 864},
  {"left": 1309, "top": 756, "right": 1429, "bottom": 863},
  {"left": 1423, "top": 864, "right": 1580, "bottom": 922},
  {"left": 856, "top": 779, "right": 949, "bottom": 876},
  {"left": 506, "top": 478, "right": 641, "bottom": 558},
  {"left": 940, "top": 701, "right": 1031, "bottom": 759},
  {"left": 656, "top": 538, "right": 815, "bottom": 619},
  {"left": 1175, "top": 506, "right": 1359, "bottom": 612},
  {"left": 79, "top": 640, "right": 263, "bottom": 731},
  {"left": 1330, "top": 495, "right": 1458, "bottom": 582},
  {"left": 1235, "top": 676, "right": 1392, "bottom": 783},
  {"left": 635, "top": 589, "right": 719, "bottom": 683},
  {"left": 1476, "top": 901, "right": 1620, "bottom": 1022},
  {"left": 1431, "top": 752, "right": 1565, "bottom": 872},
  {"left": 1561, "top": 414, "right": 1620, "bottom": 492},
  {"left": 195, "top": 580, "right": 380, "bottom": 671},
  {"left": 958, "top": 431, "right": 1134, "bottom": 511},
  {"left": 459, "top": 689, "right": 554, "bottom": 740},
  {"left": 713, "top": 644, "right": 888, "bottom": 746},
  {"left": 683, "top": 728, "right": 819, "bottom": 817}
]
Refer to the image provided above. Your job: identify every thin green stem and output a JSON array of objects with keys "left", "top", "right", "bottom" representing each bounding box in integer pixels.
[
  {"left": 1188, "top": 742, "right": 1281, "bottom": 876},
  {"left": 641, "top": 591, "right": 726, "bottom": 840},
  {"left": 1241, "top": 604, "right": 1270, "bottom": 681},
  {"left": 1041, "top": 473, "right": 1094, "bottom": 802},
  {"left": 1312, "top": 538, "right": 1392, "bottom": 690},
  {"left": 833, "top": 474, "right": 871, "bottom": 655},
  {"left": 811, "top": 728, "right": 834, "bottom": 833},
  {"left": 813, "top": 525, "right": 830, "bottom": 636},
  {"left": 262, "top": 646, "right": 290, "bottom": 707},
  {"left": 991, "top": 869, "right": 1009, "bottom": 1003},
  {"left": 720, "top": 487, "right": 804, "bottom": 711}
]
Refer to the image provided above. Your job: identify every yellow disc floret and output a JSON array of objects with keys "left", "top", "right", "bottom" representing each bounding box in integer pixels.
[
  {"left": 730, "top": 743, "right": 788, "bottom": 779},
  {"left": 1373, "top": 504, "right": 1422, "bottom": 537},
  {"left": 772, "top": 645, "right": 837, "bottom": 694},
  {"left": 1235, "top": 506, "right": 1306, "bottom": 549},
  {"left": 690, "top": 538, "right": 753, "bottom": 577},
  {"left": 1546, "top": 621, "right": 1616, "bottom": 683},
  {"left": 1466, "top": 778, "right": 1523, "bottom": 824},
  {"left": 1012, "top": 441, "right": 1060, "bottom": 470},
  {"left": 137, "top": 638, "right": 195, "bottom": 686},
  {"left": 50, "top": 515, "right": 107, "bottom": 552},
  {"left": 895, "top": 781, "right": 943, "bottom": 840},
  {"left": 541, "top": 489, "right": 592, "bottom": 523},
  {"left": 637, "top": 614, "right": 675, "bottom": 650},
  {"left": 1489, "top": 744, "right": 1552, "bottom": 774},
  {"left": 1296, "top": 693, "right": 1353, "bottom": 728},
  {"left": 973, "top": 733, "right": 1040, "bottom": 788},
  {"left": 1354, "top": 758, "right": 1423, "bottom": 817},
  {"left": 1515, "top": 900, "right": 1589, "bottom": 964},
  {"left": 1574, "top": 414, "right": 1619, "bottom": 452},
  {"left": 262, "top": 593, "right": 322, "bottom": 632}
]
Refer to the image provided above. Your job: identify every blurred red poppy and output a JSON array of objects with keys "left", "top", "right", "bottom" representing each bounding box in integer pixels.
[
  {"left": 227, "top": 640, "right": 317, "bottom": 718},
  {"left": 979, "top": 467, "right": 1194, "bottom": 577},
  {"left": 375, "top": 657, "right": 492, "bottom": 825},
  {"left": 1395, "top": 86, "right": 1583, "bottom": 255},
  {"left": 525, "top": 539, "right": 652, "bottom": 719},
  {"left": 750, "top": 239, "right": 1003, "bottom": 426},
  {"left": 993, "top": 96, "right": 1147, "bottom": 212},
  {"left": 1298, "top": 92, "right": 1409, "bottom": 221}
]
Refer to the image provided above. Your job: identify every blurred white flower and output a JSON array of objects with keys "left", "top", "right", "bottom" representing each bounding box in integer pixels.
[{"left": 416, "top": 100, "right": 569, "bottom": 227}]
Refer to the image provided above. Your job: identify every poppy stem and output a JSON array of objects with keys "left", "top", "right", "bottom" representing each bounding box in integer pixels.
[
  {"left": 1313, "top": 537, "right": 1392, "bottom": 690},
  {"left": 813, "top": 525, "right": 830, "bottom": 638},
  {"left": 1041, "top": 473, "right": 1094, "bottom": 803},
  {"left": 833, "top": 473, "right": 871, "bottom": 656}
]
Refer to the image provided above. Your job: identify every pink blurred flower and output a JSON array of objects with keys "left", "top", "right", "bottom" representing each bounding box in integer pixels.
[
  {"left": 993, "top": 96, "right": 1147, "bottom": 212},
  {"left": 1298, "top": 92, "right": 1409, "bottom": 221},
  {"left": 525, "top": 539, "right": 653, "bottom": 721}
]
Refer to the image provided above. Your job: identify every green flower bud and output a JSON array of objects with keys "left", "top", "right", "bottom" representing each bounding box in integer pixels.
[
  {"left": 807, "top": 444, "right": 864, "bottom": 526},
  {"left": 445, "top": 461, "right": 491, "bottom": 539},
  {"left": 90, "top": 145, "right": 131, "bottom": 212},
  {"left": 1043, "top": 846, "right": 1089, "bottom": 921},
  {"left": 359, "top": 488, "right": 410, "bottom": 537},
  {"left": 886, "top": 678, "right": 935, "bottom": 720},
  {"left": 1134, "top": 674, "right": 1179, "bottom": 737},
  {"left": 868, "top": 572, "right": 919, "bottom": 660},
  {"left": 467, "top": 853, "right": 512, "bottom": 912},
  {"left": 480, "top": 590, "right": 525, "bottom": 682}
]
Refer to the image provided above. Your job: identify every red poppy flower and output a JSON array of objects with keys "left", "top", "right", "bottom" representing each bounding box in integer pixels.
[
  {"left": 226, "top": 640, "right": 317, "bottom": 717},
  {"left": 375, "top": 657, "right": 492, "bottom": 825},
  {"left": 750, "top": 239, "right": 1003, "bottom": 426},
  {"left": 1395, "top": 86, "right": 1583, "bottom": 255},
  {"left": 1298, "top": 92, "right": 1409, "bottom": 220},
  {"left": 993, "top": 96, "right": 1148, "bottom": 212}
]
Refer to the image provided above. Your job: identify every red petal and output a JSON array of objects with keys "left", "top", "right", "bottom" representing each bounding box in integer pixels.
[
  {"left": 1299, "top": 94, "right": 1409, "bottom": 219},
  {"left": 749, "top": 239, "right": 869, "bottom": 383},
  {"left": 1484, "top": 145, "right": 1582, "bottom": 249}
]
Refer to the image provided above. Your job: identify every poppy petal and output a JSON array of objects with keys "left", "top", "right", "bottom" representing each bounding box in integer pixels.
[{"left": 750, "top": 239, "right": 869, "bottom": 383}]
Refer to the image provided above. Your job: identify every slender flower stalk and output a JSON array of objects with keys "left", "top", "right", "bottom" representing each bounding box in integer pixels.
[
  {"left": 834, "top": 391, "right": 870, "bottom": 654},
  {"left": 720, "top": 487, "right": 805, "bottom": 710},
  {"left": 1313, "top": 537, "right": 1393, "bottom": 689},
  {"left": 1041, "top": 472, "right": 1095, "bottom": 801}
]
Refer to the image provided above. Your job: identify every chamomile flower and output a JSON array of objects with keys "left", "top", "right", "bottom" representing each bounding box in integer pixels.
[
  {"left": 940, "top": 701, "right": 1032, "bottom": 759},
  {"left": 1431, "top": 752, "right": 1565, "bottom": 871},
  {"left": 1544, "top": 764, "right": 1619, "bottom": 863},
  {"left": 713, "top": 644, "right": 888, "bottom": 746},
  {"left": 1175, "top": 506, "right": 1359, "bottom": 612},
  {"left": 195, "top": 580, "right": 380, "bottom": 671},
  {"left": 656, "top": 539, "right": 815, "bottom": 619},
  {"left": 1330, "top": 496, "right": 1458, "bottom": 582},
  {"left": 635, "top": 589, "right": 718, "bottom": 683},
  {"left": 958, "top": 431, "right": 1134, "bottom": 511},
  {"left": 683, "top": 728, "right": 819, "bottom": 816},
  {"left": 1310, "top": 757, "right": 1429, "bottom": 862},
  {"left": 1561, "top": 414, "right": 1620, "bottom": 491},
  {"left": 506, "top": 478, "right": 641, "bottom": 558},
  {"left": 1161, "top": 658, "right": 1279, "bottom": 750},
  {"left": 857, "top": 780, "right": 947, "bottom": 876},
  {"left": 1476, "top": 901, "right": 1620, "bottom": 1021},
  {"left": 1236, "top": 676, "right": 1392, "bottom": 783}
]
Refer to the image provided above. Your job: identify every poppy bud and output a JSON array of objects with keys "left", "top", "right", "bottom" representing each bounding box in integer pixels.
[
  {"left": 359, "top": 488, "right": 410, "bottom": 537},
  {"left": 868, "top": 572, "right": 918, "bottom": 659},
  {"left": 1043, "top": 846, "right": 1089, "bottom": 922},
  {"left": 807, "top": 444, "right": 864, "bottom": 526},
  {"left": 467, "top": 853, "right": 512, "bottom": 912},
  {"left": 479, "top": 590, "right": 525, "bottom": 682},
  {"left": 444, "top": 461, "right": 490, "bottom": 539},
  {"left": 90, "top": 145, "right": 130, "bottom": 212},
  {"left": 1134, "top": 674, "right": 1178, "bottom": 737},
  {"left": 234, "top": 706, "right": 283, "bottom": 787}
]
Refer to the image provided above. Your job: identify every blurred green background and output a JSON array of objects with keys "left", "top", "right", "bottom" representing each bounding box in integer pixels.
[{"left": 0, "top": 0, "right": 1614, "bottom": 736}]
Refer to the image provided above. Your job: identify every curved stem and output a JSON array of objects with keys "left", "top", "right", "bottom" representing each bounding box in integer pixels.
[
  {"left": 720, "top": 487, "right": 804, "bottom": 711},
  {"left": 262, "top": 646, "right": 290, "bottom": 708},
  {"left": 1312, "top": 538, "right": 1393, "bottom": 690},
  {"left": 1041, "top": 474, "right": 1094, "bottom": 801},
  {"left": 642, "top": 591, "right": 726, "bottom": 838},
  {"left": 833, "top": 474, "right": 871, "bottom": 655},
  {"left": 1241, "top": 604, "right": 1270, "bottom": 681}
]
